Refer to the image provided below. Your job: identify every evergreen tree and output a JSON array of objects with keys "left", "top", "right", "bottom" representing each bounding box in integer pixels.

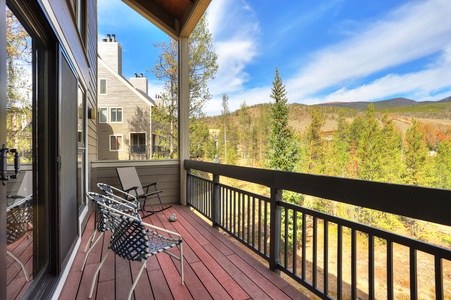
[
  {"left": 221, "top": 94, "right": 230, "bottom": 163},
  {"left": 237, "top": 101, "right": 252, "bottom": 163},
  {"left": 255, "top": 105, "right": 270, "bottom": 166},
  {"left": 266, "top": 67, "right": 299, "bottom": 172},
  {"left": 404, "top": 119, "right": 432, "bottom": 186},
  {"left": 189, "top": 118, "right": 210, "bottom": 159},
  {"left": 356, "top": 104, "right": 383, "bottom": 181},
  {"left": 328, "top": 111, "right": 351, "bottom": 177},
  {"left": 306, "top": 107, "right": 326, "bottom": 173},
  {"left": 434, "top": 141, "right": 451, "bottom": 189},
  {"left": 380, "top": 113, "right": 404, "bottom": 183}
]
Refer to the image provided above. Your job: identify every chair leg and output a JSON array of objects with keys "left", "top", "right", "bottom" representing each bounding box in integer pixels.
[
  {"left": 7, "top": 250, "right": 29, "bottom": 281},
  {"left": 89, "top": 248, "right": 110, "bottom": 298},
  {"left": 180, "top": 242, "right": 184, "bottom": 285},
  {"left": 84, "top": 229, "right": 98, "bottom": 253},
  {"left": 81, "top": 231, "right": 104, "bottom": 271},
  {"left": 127, "top": 260, "right": 147, "bottom": 300}
]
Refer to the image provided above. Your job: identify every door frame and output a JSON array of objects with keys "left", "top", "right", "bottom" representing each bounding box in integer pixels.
[
  {"left": 2, "top": 1, "right": 62, "bottom": 298},
  {"left": 0, "top": 0, "right": 8, "bottom": 296}
]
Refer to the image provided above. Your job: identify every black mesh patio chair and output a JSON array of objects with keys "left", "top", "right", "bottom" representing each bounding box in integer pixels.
[
  {"left": 116, "top": 167, "right": 171, "bottom": 217},
  {"left": 7, "top": 195, "right": 33, "bottom": 281},
  {"left": 87, "top": 192, "right": 183, "bottom": 300},
  {"left": 81, "top": 186, "right": 139, "bottom": 271},
  {"left": 97, "top": 182, "right": 140, "bottom": 212}
]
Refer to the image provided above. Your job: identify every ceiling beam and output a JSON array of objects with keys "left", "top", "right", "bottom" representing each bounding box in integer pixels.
[
  {"left": 122, "top": 0, "right": 211, "bottom": 39},
  {"left": 122, "top": 0, "right": 179, "bottom": 39}
]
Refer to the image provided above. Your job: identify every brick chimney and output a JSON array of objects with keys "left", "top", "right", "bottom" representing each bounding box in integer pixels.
[
  {"left": 130, "top": 73, "right": 148, "bottom": 95},
  {"left": 98, "top": 33, "right": 122, "bottom": 74}
]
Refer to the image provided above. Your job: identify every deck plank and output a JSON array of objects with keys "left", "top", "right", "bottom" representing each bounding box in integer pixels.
[{"left": 60, "top": 204, "right": 306, "bottom": 299}]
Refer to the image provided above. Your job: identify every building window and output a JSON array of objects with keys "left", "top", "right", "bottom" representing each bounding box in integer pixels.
[
  {"left": 130, "top": 133, "right": 146, "bottom": 153},
  {"left": 110, "top": 107, "right": 122, "bottom": 122},
  {"left": 76, "top": 0, "right": 87, "bottom": 45},
  {"left": 99, "top": 107, "right": 108, "bottom": 123},
  {"left": 99, "top": 79, "right": 107, "bottom": 94},
  {"left": 110, "top": 135, "right": 123, "bottom": 151}
]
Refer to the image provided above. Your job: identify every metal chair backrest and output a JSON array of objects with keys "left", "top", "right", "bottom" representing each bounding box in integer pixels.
[
  {"left": 87, "top": 192, "right": 140, "bottom": 232},
  {"left": 7, "top": 196, "right": 32, "bottom": 245},
  {"left": 116, "top": 167, "right": 145, "bottom": 196},
  {"left": 108, "top": 212, "right": 149, "bottom": 261}
]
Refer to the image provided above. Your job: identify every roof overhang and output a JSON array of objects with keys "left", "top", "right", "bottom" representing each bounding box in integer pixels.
[{"left": 122, "top": 0, "right": 211, "bottom": 39}]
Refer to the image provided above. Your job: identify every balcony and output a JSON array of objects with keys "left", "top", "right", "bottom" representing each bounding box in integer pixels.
[
  {"left": 61, "top": 159, "right": 451, "bottom": 299},
  {"left": 61, "top": 204, "right": 307, "bottom": 299}
]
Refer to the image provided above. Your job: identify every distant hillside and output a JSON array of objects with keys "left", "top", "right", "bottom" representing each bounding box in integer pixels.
[
  {"left": 202, "top": 96, "right": 451, "bottom": 135},
  {"left": 316, "top": 96, "right": 451, "bottom": 111}
]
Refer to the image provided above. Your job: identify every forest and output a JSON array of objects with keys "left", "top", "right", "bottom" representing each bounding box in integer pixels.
[{"left": 189, "top": 93, "right": 451, "bottom": 246}]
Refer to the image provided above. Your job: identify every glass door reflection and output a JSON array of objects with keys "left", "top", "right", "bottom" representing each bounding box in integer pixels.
[{"left": 5, "top": 6, "right": 34, "bottom": 298}]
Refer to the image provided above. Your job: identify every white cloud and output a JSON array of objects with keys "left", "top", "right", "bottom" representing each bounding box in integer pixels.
[
  {"left": 206, "top": 86, "right": 271, "bottom": 116},
  {"left": 207, "top": 0, "right": 260, "bottom": 95},
  {"left": 302, "top": 55, "right": 451, "bottom": 104},
  {"left": 147, "top": 79, "right": 164, "bottom": 100},
  {"left": 286, "top": 0, "right": 451, "bottom": 102}
]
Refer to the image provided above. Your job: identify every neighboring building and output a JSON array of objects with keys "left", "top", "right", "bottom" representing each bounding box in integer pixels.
[{"left": 98, "top": 35, "right": 160, "bottom": 160}]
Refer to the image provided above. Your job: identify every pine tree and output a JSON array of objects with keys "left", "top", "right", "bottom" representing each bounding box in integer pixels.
[
  {"left": 434, "top": 140, "right": 451, "bottom": 189},
  {"left": 329, "top": 111, "right": 351, "bottom": 177},
  {"left": 237, "top": 101, "right": 252, "bottom": 163},
  {"left": 404, "top": 119, "right": 432, "bottom": 186},
  {"left": 221, "top": 94, "right": 230, "bottom": 163},
  {"left": 306, "top": 107, "right": 326, "bottom": 173},
  {"left": 380, "top": 113, "right": 404, "bottom": 183},
  {"left": 356, "top": 104, "right": 383, "bottom": 181},
  {"left": 266, "top": 67, "right": 299, "bottom": 172}
]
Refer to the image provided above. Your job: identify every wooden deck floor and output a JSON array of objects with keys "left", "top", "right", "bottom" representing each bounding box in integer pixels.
[{"left": 60, "top": 205, "right": 309, "bottom": 299}]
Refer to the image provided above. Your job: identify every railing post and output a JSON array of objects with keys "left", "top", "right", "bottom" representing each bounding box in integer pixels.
[
  {"left": 212, "top": 174, "right": 220, "bottom": 228},
  {"left": 186, "top": 168, "right": 191, "bottom": 206},
  {"left": 269, "top": 187, "right": 282, "bottom": 273}
]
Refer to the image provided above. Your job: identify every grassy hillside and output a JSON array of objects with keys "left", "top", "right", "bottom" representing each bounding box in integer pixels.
[{"left": 203, "top": 100, "right": 451, "bottom": 135}]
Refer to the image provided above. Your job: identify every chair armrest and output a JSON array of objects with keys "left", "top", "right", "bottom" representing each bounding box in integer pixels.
[
  {"left": 141, "top": 220, "right": 182, "bottom": 239},
  {"left": 142, "top": 182, "right": 158, "bottom": 194},
  {"left": 99, "top": 183, "right": 138, "bottom": 202},
  {"left": 143, "top": 190, "right": 163, "bottom": 197},
  {"left": 124, "top": 186, "right": 139, "bottom": 196},
  {"left": 109, "top": 196, "right": 138, "bottom": 210},
  {"left": 98, "top": 202, "right": 182, "bottom": 240},
  {"left": 7, "top": 195, "right": 25, "bottom": 199},
  {"left": 142, "top": 182, "right": 157, "bottom": 189},
  {"left": 107, "top": 194, "right": 138, "bottom": 210}
]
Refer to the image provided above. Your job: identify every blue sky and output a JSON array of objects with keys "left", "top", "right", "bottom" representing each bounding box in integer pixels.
[{"left": 98, "top": 0, "right": 451, "bottom": 116}]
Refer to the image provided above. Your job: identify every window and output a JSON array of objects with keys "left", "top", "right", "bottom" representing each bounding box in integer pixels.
[
  {"left": 76, "top": 0, "right": 87, "bottom": 45},
  {"left": 99, "top": 79, "right": 107, "bottom": 94},
  {"left": 110, "top": 107, "right": 122, "bottom": 122},
  {"left": 110, "top": 135, "right": 123, "bottom": 151},
  {"left": 130, "top": 133, "right": 146, "bottom": 153},
  {"left": 99, "top": 107, "right": 108, "bottom": 123}
]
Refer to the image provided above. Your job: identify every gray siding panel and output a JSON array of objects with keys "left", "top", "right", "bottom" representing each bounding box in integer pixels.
[{"left": 91, "top": 160, "right": 180, "bottom": 204}]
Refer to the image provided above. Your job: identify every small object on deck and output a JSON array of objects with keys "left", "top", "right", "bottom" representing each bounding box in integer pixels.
[{"left": 169, "top": 213, "right": 177, "bottom": 222}]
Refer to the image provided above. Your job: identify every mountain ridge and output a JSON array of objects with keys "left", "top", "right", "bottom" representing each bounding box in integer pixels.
[{"left": 315, "top": 96, "right": 451, "bottom": 111}]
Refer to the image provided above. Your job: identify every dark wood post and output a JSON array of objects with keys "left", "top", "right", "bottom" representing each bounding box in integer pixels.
[
  {"left": 212, "top": 174, "right": 220, "bottom": 228},
  {"left": 269, "top": 187, "right": 281, "bottom": 273}
]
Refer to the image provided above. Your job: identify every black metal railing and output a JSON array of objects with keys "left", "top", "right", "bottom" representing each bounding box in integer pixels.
[
  {"left": 130, "top": 145, "right": 146, "bottom": 154},
  {"left": 185, "top": 160, "right": 451, "bottom": 299}
]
